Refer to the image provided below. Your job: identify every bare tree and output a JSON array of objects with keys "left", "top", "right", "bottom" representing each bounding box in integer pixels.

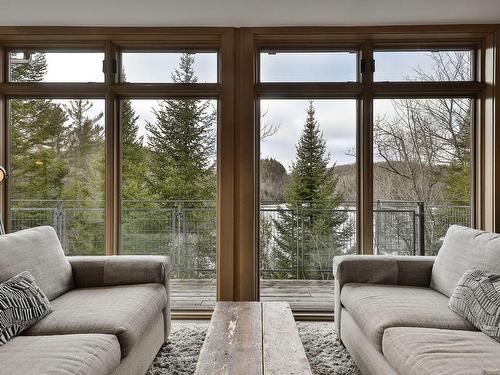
[
  {"left": 260, "top": 107, "right": 281, "bottom": 141},
  {"left": 374, "top": 51, "right": 472, "bottom": 254},
  {"left": 374, "top": 51, "right": 471, "bottom": 205}
]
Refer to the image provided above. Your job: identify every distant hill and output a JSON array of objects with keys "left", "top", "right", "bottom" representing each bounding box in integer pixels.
[
  {"left": 260, "top": 158, "right": 289, "bottom": 201},
  {"left": 260, "top": 159, "right": 445, "bottom": 204},
  {"left": 260, "top": 158, "right": 357, "bottom": 202}
]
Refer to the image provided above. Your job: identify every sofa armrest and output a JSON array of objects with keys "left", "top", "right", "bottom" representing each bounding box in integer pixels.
[{"left": 68, "top": 255, "right": 171, "bottom": 288}]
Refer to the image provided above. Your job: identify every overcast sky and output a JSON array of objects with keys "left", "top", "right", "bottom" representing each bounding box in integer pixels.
[{"left": 26, "top": 50, "right": 470, "bottom": 172}]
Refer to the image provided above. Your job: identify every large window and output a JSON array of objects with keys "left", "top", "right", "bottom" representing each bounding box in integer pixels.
[
  {"left": 6, "top": 50, "right": 106, "bottom": 255},
  {"left": 120, "top": 98, "right": 217, "bottom": 310},
  {"left": 373, "top": 97, "right": 472, "bottom": 256},
  {"left": 372, "top": 49, "right": 474, "bottom": 256},
  {"left": 1, "top": 28, "right": 496, "bottom": 317},
  {"left": 258, "top": 47, "right": 359, "bottom": 312},
  {"left": 119, "top": 51, "right": 218, "bottom": 311},
  {"left": 9, "top": 98, "right": 105, "bottom": 255}
]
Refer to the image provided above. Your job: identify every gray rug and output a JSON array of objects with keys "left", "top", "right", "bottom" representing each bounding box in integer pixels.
[{"left": 148, "top": 322, "right": 360, "bottom": 375}]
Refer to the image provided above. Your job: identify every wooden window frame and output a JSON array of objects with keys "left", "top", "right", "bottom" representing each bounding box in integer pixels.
[
  {"left": 235, "top": 26, "right": 499, "bottom": 319},
  {"left": 0, "top": 25, "right": 498, "bottom": 320},
  {"left": 0, "top": 28, "right": 236, "bottom": 320}
]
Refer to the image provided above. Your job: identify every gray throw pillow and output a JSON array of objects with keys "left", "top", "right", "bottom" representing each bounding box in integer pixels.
[
  {"left": 0, "top": 271, "right": 53, "bottom": 345},
  {"left": 449, "top": 268, "right": 500, "bottom": 341}
]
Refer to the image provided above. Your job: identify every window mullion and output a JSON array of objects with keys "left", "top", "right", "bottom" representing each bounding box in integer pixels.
[
  {"left": 358, "top": 41, "right": 374, "bottom": 255},
  {"left": 104, "top": 41, "right": 119, "bottom": 256}
]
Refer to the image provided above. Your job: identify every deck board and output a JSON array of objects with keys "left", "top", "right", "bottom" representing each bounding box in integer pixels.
[{"left": 170, "top": 279, "right": 333, "bottom": 311}]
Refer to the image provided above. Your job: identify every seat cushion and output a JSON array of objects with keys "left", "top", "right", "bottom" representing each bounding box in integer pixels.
[
  {"left": 0, "top": 226, "right": 73, "bottom": 301},
  {"left": 25, "top": 283, "right": 167, "bottom": 358},
  {"left": 341, "top": 283, "right": 476, "bottom": 351},
  {"left": 383, "top": 327, "right": 500, "bottom": 375},
  {"left": 431, "top": 225, "right": 500, "bottom": 297},
  {"left": 0, "top": 334, "right": 120, "bottom": 375}
]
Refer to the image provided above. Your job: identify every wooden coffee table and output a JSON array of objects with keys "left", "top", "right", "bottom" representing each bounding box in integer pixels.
[{"left": 195, "top": 302, "right": 312, "bottom": 375}]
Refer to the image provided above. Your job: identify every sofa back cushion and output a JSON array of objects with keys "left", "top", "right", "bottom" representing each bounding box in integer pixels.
[
  {"left": 0, "top": 226, "right": 73, "bottom": 300},
  {"left": 431, "top": 225, "right": 500, "bottom": 297}
]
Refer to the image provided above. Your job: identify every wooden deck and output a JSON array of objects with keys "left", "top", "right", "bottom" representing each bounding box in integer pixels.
[{"left": 170, "top": 279, "right": 334, "bottom": 312}]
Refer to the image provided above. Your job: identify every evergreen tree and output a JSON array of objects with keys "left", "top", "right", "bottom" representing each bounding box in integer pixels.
[
  {"left": 61, "top": 100, "right": 104, "bottom": 255},
  {"left": 121, "top": 99, "right": 149, "bottom": 204},
  {"left": 10, "top": 53, "right": 69, "bottom": 202},
  {"left": 120, "top": 98, "right": 157, "bottom": 255},
  {"left": 10, "top": 53, "right": 47, "bottom": 82},
  {"left": 273, "top": 101, "right": 353, "bottom": 280},
  {"left": 10, "top": 99, "right": 68, "bottom": 201},
  {"left": 63, "top": 99, "right": 104, "bottom": 203},
  {"left": 146, "top": 53, "right": 217, "bottom": 277},
  {"left": 147, "top": 53, "right": 216, "bottom": 202}
]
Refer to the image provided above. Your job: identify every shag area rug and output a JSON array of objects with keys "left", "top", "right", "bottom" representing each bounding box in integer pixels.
[{"left": 147, "top": 322, "right": 360, "bottom": 375}]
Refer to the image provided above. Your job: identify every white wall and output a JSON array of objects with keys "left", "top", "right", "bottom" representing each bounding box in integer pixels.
[{"left": 0, "top": 0, "right": 499, "bottom": 27}]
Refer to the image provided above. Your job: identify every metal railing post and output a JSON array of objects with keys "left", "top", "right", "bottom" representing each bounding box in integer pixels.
[
  {"left": 375, "top": 200, "right": 382, "bottom": 255},
  {"left": 418, "top": 201, "right": 426, "bottom": 256}
]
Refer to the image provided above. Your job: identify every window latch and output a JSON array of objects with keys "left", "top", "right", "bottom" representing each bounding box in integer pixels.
[
  {"left": 360, "top": 58, "right": 375, "bottom": 74},
  {"left": 102, "top": 59, "right": 118, "bottom": 74}
]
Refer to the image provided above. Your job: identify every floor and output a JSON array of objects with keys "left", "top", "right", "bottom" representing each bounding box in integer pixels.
[{"left": 170, "top": 279, "right": 334, "bottom": 311}]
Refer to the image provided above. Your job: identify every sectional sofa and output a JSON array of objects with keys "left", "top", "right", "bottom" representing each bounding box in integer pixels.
[
  {"left": 334, "top": 225, "right": 500, "bottom": 375},
  {"left": 0, "top": 226, "right": 171, "bottom": 375}
]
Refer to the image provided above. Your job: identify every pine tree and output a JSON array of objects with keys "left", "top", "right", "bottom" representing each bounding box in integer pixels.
[
  {"left": 121, "top": 99, "right": 149, "bottom": 204},
  {"left": 62, "top": 99, "right": 104, "bottom": 203},
  {"left": 61, "top": 100, "right": 104, "bottom": 255},
  {"left": 120, "top": 98, "right": 157, "bottom": 255},
  {"left": 10, "top": 99, "right": 68, "bottom": 200},
  {"left": 146, "top": 53, "right": 217, "bottom": 277},
  {"left": 10, "top": 53, "right": 69, "bottom": 202},
  {"left": 147, "top": 53, "right": 216, "bottom": 202},
  {"left": 10, "top": 53, "right": 47, "bottom": 82},
  {"left": 273, "top": 101, "right": 353, "bottom": 280}
]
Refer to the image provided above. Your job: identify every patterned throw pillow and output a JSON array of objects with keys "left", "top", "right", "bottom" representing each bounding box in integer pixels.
[
  {"left": 0, "top": 271, "right": 53, "bottom": 345},
  {"left": 449, "top": 268, "right": 500, "bottom": 341}
]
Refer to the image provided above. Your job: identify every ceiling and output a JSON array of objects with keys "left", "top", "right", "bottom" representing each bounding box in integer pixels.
[{"left": 0, "top": 0, "right": 499, "bottom": 27}]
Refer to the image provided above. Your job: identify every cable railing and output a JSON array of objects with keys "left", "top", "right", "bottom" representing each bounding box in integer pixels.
[{"left": 9, "top": 199, "right": 471, "bottom": 280}]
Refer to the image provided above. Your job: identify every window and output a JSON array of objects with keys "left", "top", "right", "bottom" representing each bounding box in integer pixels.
[
  {"left": 260, "top": 51, "right": 357, "bottom": 82},
  {"left": 121, "top": 52, "right": 218, "bottom": 83},
  {"left": 259, "top": 99, "right": 357, "bottom": 311},
  {"left": 9, "top": 98, "right": 105, "bottom": 255},
  {"left": 373, "top": 97, "right": 472, "bottom": 255},
  {"left": 0, "top": 28, "right": 494, "bottom": 318},
  {"left": 8, "top": 51, "right": 104, "bottom": 82},
  {"left": 119, "top": 53, "right": 218, "bottom": 311},
  {"left": 374, "top": 50, "right": 473, "bottom": 82}
]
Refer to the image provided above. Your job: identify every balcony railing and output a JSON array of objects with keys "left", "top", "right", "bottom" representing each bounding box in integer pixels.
[{"left": 9, "top": 199, "right": 470, "bottom": 280}]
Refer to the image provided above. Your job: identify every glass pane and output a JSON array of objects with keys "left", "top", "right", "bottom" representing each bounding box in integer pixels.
[
  {"left": 121, "top": 52, "right": 218, "bottom": 83},
  {"left": 9, "top": 99, "right": 105, "bottom": 255},
  {"left": 259, "top": 99, "right": 357, "bottom": 312},
  {"left": 260, "top": 51, "right": 357, "bottom": 82},
  {"left": 120, "top": 98, "right": 217, "bottom": 311},
  {"left": 373, "top": 98, "right": 472, "bottom": 256},
  {"left": 9, "top": 51, "right": 104, "bottom": 82},
  {"left": 374, "top": 50, "right": 473, "bottom": 82}
]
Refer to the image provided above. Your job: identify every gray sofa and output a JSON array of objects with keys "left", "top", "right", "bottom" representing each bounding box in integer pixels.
[
  {"left": 0, "top": 226, "right": 171, "bottom": 375},
  {"left": 334, "top": 225, "right": 500, "bottom": 375}
]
